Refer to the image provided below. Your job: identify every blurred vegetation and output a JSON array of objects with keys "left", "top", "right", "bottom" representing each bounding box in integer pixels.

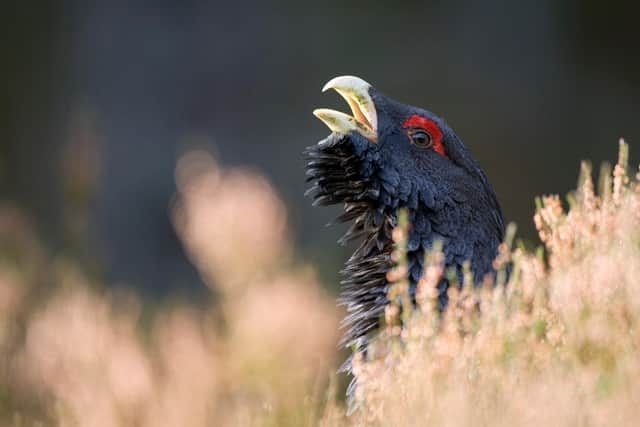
[
  {"left": 1, "top": 140, "right": 640, "bottom": 426},
  {"left": 0, "top": 149, "right": 341, "bottom": 426}
]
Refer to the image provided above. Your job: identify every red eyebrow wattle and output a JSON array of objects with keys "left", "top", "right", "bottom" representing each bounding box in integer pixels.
[{"left": 402, "top": 115, "right": 448, "bottom": 158}]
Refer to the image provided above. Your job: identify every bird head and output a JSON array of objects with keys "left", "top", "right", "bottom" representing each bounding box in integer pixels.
[
  {"left": 314, "top": 74, "right": 452, "bottom": 162},
  {"left": 308, "top": 75, "right": 503, "bottom": 249}
]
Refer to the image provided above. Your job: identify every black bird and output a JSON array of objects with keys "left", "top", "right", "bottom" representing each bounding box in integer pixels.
[{"left": 305, "top": 76, "right": 505, "bottom": 359}]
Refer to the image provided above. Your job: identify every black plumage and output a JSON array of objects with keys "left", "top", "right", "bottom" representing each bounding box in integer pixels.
[{"left": 305, "top": 76, "right": 505, "bottom": 368}]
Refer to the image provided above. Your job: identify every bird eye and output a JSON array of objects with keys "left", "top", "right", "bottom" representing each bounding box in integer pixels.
[{"left": 410, "top": 129, "right": 432, "bottom": 148}]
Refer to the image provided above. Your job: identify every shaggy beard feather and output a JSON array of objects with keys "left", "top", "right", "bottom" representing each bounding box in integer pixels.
[{"left": 305, "top": 134, "right": 394, "bottom": 355}]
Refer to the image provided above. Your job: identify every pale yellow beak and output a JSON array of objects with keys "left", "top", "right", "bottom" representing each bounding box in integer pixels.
[{"left": 313, "top": 75, "right": 378, "bottom": 142}]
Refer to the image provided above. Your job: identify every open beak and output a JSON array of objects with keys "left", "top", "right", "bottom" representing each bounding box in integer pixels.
[{"left": 313, "top": 75, "right": 378, "bottom": 142}]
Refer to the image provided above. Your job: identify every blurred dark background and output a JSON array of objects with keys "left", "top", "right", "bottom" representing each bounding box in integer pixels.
[{"left": 2, "top": 0, "right": 639, "bottom": 297}]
